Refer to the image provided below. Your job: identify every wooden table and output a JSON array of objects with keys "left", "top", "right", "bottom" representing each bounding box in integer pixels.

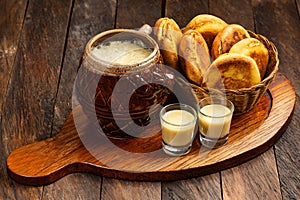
[{"left": 1, "top": 0, "right": 299, "bottom": 199}]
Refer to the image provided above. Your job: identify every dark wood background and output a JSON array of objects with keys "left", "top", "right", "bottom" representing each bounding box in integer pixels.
[{"left": 1, "top": 0, "right": 299, "bottom": 199}]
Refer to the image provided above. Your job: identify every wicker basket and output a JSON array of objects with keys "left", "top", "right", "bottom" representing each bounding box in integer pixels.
[{"left": 190, "top": 31, "right": 279, "bottom": 115}]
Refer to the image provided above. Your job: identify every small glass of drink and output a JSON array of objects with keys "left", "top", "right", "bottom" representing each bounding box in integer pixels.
[
  {"left": 160, "top": 103, "right": 197, "bottom": 156},
  {"left": 198, "top": 96, "right": 234, "bottom": 149}
]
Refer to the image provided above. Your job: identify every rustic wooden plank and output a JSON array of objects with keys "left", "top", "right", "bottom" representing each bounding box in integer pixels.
[
  {"left": 116, "top": 0, "right": 161, "bottom": 29},
  {"left": 165, "top": 0, "right": 209, "bottom": 28},
  {"left": 101, "top": 0, "right": 162, "bottom": 199},
  {"left": 43, "top": 0, "right": 117, "bottom": 199},
  {"left": 0, "top": 0, "right": 27, "bottom": 109},
  {"left": 209, "top": 0, "right": 254, "bottom": 30},
  {"left": 162, "top": 174, "right": 221, "bottom": 200},
  {"left": 0, "top": 1, "right": 28, "bottom": 197},
  {"left": 210, "top": 1, "right": 282, "bottom": 199},
  {"left": 101, "top": 179, "right": 161, "bottom": 200},
  {"left": 252, "top": 0, "right": 300, "bottom": 199},
  {"left": 222, "top": 149, "right": 281, "bottom": 200},
  {"left": 277, "top": 110, "right": 300, "bottom": 200},
  {"left": 1, "top": 0, "right": 71, "bottom": 199},
  {"left": 42, "top": 173, "right": 101, "bottom": 200}
]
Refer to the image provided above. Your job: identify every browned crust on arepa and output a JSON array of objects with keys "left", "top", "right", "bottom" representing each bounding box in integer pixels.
[
  {"left": 211, "top": 24, "right": 250, "bottom": 60},
  {"left": 203, "top": 53, "right": 261, "bottom": 90},
  {"left": 183, "top": 14, "right": 228, "bottom": 49},
  {"left": 230, "top": 37, "right": 269, "bottom": 78}
]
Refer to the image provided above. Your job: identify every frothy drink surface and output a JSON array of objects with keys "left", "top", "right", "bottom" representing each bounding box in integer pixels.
[{"left": 91, "top": 40, "right": 152, "bottom": 65}]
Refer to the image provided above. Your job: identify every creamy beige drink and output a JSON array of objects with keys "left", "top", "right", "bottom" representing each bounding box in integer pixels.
[
  {"left": 91, "top": 40, "right": 152, "bottom": 65},
  {"left": 198, "top": 97, "right": 234, "bottom": 148},
  {"left": 161, "top": 110, "right": 196, "bottom": 146},
  {"left": 199, "top": 104, "right": 232, "bottom": 139},
  {"left": 160, "top": 103, "right": 197, "bottom": 156}
]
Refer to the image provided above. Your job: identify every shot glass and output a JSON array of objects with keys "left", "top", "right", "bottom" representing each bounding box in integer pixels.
[
  {"left": 198, "top": 96, "right": 234, "bottom": 148},
  {"left": 160, "top": 103, "right": 197, "bottom": 156}
]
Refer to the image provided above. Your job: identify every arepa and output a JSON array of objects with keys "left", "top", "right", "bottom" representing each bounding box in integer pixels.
[
  {"left": 203, "top": 53, "right": 261, "bottom": 90},
  {"left": 179, "top": 29, "right": 211, "bottom": 85},
  {"left": 230, "top": 37, "right": 269, "bottom": 78},
  {"left": 183, "top": 14, "right": 228, "bottom": 49},
  {"left": 211, "top": 24, "right": 250, "bottom": 60},
  {"left": 154, "top": 17, "right": 183, "bottom": 71}
]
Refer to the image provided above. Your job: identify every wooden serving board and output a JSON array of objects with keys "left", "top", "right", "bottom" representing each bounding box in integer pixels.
[{"left": 6, "top": 72, "right": 296, "bottom": 186}]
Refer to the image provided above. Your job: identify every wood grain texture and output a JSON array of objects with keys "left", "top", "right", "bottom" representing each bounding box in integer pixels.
[
  {"left": 6, "top": 73, "right": 295, "bottom": 185},
  {"left": 209, "top": 0, "right": 254, "bottom": 30},
  {"left": 42, "top": 173, "right": 101, "bottom": 200},
  {"left": 44, "top": 0, "right": 117, "bottom": 199},
  {"left": 165, "top": 0, "right": 209, "bottom": 28},
  {"left": 116, "top": 0, "right": 161, "bottom": 29},
  {"left": 102, "top": 179, "right": 161, "bottom": 200},
  {"left": 0, "top": 1, "right": 27, "bottom": 198},
  {"left": 1, "top": 0, "right": 71, "bottom": 199},
  {"left": 0, "top": 0, "right": 27, "bottom": 108},
  {"left": 252, "top": 0, "right": 300, "bottom": 199},
  {"left": 222, "top": 148, "right": 281, "bottom": 200},
  {"left": 162, "top": 173, "right": 221, "bottom": 200}
]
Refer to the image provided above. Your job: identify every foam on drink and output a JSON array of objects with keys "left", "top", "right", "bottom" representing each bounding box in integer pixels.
[{"left": 91, "top": 40, "right": 152, "bottom": 65}]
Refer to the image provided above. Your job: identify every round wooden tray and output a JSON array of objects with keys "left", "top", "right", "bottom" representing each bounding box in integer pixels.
[{"left": 6, "top": 72, "right": 296, "bottom": 186}]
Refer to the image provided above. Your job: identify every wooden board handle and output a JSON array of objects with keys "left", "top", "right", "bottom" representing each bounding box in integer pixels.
[{"left": 6, "top": 118, "right": 94, "bottom": 185}]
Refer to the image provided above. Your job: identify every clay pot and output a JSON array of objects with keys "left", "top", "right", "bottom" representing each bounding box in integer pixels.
[{"left": 75, "top": 29, "right": 174, "bottom": 139}]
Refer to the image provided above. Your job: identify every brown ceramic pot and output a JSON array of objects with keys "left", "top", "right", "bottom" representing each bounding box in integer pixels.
[{"left": 75, "top": 29, "right": 174, "bottom": 139}]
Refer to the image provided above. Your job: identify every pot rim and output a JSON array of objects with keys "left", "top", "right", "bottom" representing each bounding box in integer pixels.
[{"left": 83, "top": 29, "right": 160, "bottom": 75}]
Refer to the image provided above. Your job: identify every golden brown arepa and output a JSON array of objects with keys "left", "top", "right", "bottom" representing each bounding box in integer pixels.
[
  {"left": 179, "top": 29, "right": 211, "bottom": 85},
  {"left": 230, "top": 37, "right": 269, "bottom": 78},
  {"left": 203, "top": 53, "right": 261, "bottom": 90},
  {"left": 211, "top": 24, "right": 250, "bottom": 60},
  {"left": 154, "top": 17, "right": 183, "bottom": 71},
  {"left": 183, "top": 14, "right": 228, "bottom": 49}
]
